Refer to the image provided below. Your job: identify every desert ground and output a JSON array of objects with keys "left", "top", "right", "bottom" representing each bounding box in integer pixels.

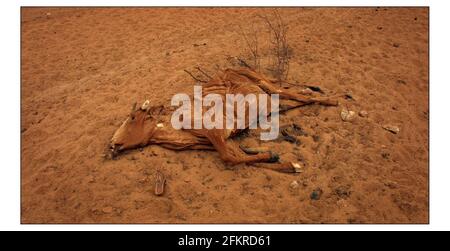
[{"left": 21, "top": 7, "right": 428, "bottom": 223}]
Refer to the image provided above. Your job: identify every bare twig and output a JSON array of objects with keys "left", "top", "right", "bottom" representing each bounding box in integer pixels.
[
  {"left": 257, "top": 9, "right": 292, "bottom": 84},
  {"left": 184, "top": 69, "right": 208, "bottom": 83},
  {"left": 237, "top": 24, "right": 260, "bottom": 71},
  {"left": 195, "top": 66, "right": 213, "bottom": 80},
  {"left": 237, "top": 57, "right": 252, "bottom": 69},
  {"left": 225, "top": 55, "right": 252, "bottom": 69}
]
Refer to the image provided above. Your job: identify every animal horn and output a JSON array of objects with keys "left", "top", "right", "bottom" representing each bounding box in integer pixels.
[{"left": 141, "top": 100, "right": 150, "bottom": 110}]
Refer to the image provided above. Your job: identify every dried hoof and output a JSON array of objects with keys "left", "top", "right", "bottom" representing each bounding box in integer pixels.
[
  {"left": 240, "top": 145, "right": 270, "bottom": 155},
  {"left": 267, "top": 152, "right": 280, "bottom": 163}
]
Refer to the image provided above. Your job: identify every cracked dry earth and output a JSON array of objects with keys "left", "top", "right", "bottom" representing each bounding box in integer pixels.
[{"left": 21, "top": 7, "right": 428, "bottom": 223}]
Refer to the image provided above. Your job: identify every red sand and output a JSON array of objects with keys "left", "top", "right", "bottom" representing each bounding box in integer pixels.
[{"left": 21, "top": 7, "right": 428, "bottom": 223}]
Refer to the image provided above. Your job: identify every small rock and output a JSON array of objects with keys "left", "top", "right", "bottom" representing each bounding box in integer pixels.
[
  {"left": 359, "top": 110, "right": 368, "bottom": 117},
  {"left": 310, "top": 188, "right": 323, "bottom": 200},
  {"left": 290, "top": 181, "right": 299, "bottom": 189},
  {"left": 102, "top": 206, "right": 113, "bottom": 214},
  {"left": 312, "top": 135, "right": 320, "bottom": 142},
  {"left": 383, "top": 125, "right": 400, "bottom": 134},
  {"left": 86, "top": 175, "right": 95, "bottom": 183},
  {"left": 384, "top": 181, "right": 398, "bottom": 189},
  {"left": 344, "top": 93, "right": 355, "bottom": 100},
  {"left": 193, "top": 43, "right": 207, "bottom": 47},
  {"left": 393, "top": 43, "right": 400, "bottom": 48},
  {"left": 340, "top": 108, "right": 356, "bottom": 122},
  {"left": 291, "top": 162, "right": 303, "bottom": 173},
  {"left": 335, "top": 186, "right": 351, "bottom": 198}
]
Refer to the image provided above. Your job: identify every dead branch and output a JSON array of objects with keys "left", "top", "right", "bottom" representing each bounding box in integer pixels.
[
  {"left": 184, "top": 69, "right": 208, "bottom": 83},
  {"left": 257, "top": 9, "right": 292, "bottom": 84},
  {"left": 195, "top": 66, "right": 213, "bottom": 80},
  {"left": 238, "top": 58, "right": 252, "bottom": 68},
  {"left": 237, "top": 24, "right": 261, "bottom": 71},
  {"left": 225, "top": 55, "right": 252, "bottom": 69}
]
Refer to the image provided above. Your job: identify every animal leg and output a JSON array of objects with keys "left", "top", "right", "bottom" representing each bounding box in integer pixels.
[
  {"left": 204, "top": 129, "right": 279, "bottom": 165},
  {"left": 256, "top": 79, "right": 341, "bottom": 106},
  {"left": 234, "top": 68, "right": 341, "bottom": 106}
]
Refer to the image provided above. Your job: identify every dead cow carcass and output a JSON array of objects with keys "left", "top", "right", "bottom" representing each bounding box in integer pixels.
[{"left": 110, "top": 68, "right": 341, "bottom": 173}]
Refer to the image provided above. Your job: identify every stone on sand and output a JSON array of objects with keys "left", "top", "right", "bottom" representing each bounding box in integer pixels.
[
  {"left": 359, "top": 110, "right": 368, "bottom": 117},
  {"left": 290, "top": 181, "right": 300, "bottom": 189},
  {"left": 382, "top": 125, "right": 400, "bottom": 134},
  {"left": 341, "top": 108, "right": 356, "bottom": 122},
  {"left": 102, "top": 206, "right": 114, "bottom": 214}
]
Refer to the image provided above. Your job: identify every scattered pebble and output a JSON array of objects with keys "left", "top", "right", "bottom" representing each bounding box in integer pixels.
[
  {"left": 344, "top": 93, "right": 355, "bottom": 100},
  {"left": 384, "top": 181, "right": 399, "bottom": 189},
  {"left": 102, "top": 206, "right": 113, "bottom": 214},
  {"left": 291, "top": 162, "right": 303, "bottom": 173},
  {"left": 290, "top": 181, "right": 300, "bottom": 189},
  {"left": 193, "top": 43, "right": 207, "bottom": 47},
  {"left": 383, "top": 125, "right": 400, "bottom": 134},
  {"left": 86, "top": 175, "right": 95, "bottom": 183},
  {"left": 381, "top": 152, "right": 390, "bottom": 159},
  {"left": 359, "top": 110, "right": 368, "bottom": 117},
  {"left": 312, "top": 135, "right": 320, "bottom": 142},
  {"left": 335, "top": 186, "right": 351, "bottom": 198},
  {"left": 393, "top": 43, "right": 400, "bottom": 48},
  {"left": 310, "top": 188, "right": 323, "bottom": 200},
  {"left": 340, "top": 108, "right": 356, "bottom": 122}
]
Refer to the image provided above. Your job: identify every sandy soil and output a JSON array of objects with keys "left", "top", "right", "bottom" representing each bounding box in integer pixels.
[{"left": 21, "top": 7, "right": 429, "bottom": 223}]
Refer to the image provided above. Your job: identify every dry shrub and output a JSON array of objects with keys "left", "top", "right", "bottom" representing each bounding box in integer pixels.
[
  {"left": 237, "top": 23, "right": 261, "bottom": 72},
  {"left": 237, "top": 9, "right": 293, "bottom": 84}
]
